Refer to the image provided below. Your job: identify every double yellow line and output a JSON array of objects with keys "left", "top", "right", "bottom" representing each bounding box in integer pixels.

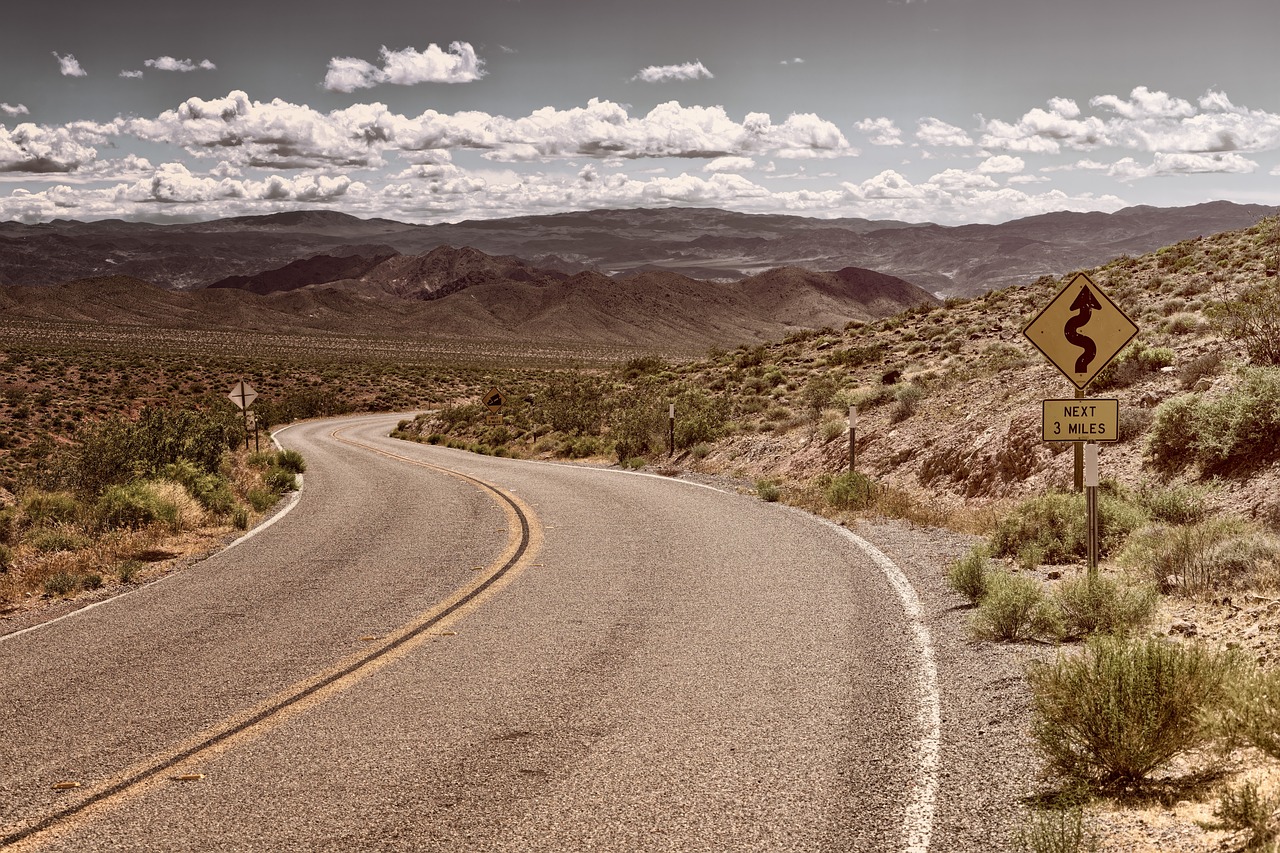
[{"left": 2, "top": 426, "right": 542, "bottom": 851}]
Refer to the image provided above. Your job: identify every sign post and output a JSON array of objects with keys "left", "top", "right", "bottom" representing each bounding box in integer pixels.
[
  {"left": 227, "top": 380, "right": 258, "bottom": 451},
  {"left": 1085, "top": 443, "right": 1099, "bottom": 578},
  {"left": 848, "top": 405, "right": 858, "bottom": 473},
  {"left": 668, "top": 403, "right": 675, "bottom": 458}
]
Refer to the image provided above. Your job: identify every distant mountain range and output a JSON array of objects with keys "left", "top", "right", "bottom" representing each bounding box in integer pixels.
[
  {"left": 0, "top": 247, "right": 937, "bottom": 353},
  {"left": 3, "top": 202, "right": 1276, "bottom": 298}
]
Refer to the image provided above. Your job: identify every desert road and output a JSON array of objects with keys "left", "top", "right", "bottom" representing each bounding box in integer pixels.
[{"left": 0, "top": 413, "right": 1025, "bottom": 852}]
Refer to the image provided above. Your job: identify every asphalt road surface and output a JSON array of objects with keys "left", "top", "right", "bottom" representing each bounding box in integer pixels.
[{"left": 1, "top": 413, "right": 961, "bottom": 852}]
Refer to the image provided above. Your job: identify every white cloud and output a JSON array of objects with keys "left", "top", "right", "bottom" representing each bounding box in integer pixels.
[
  {"left": 704, "top": 156, "right": 756, "bottom": 173},
  {"left": 1107, "top": 152, "right": 1258, "bottom": 181},
  {"left": 323, "top": 42, "right": 484, "bottom": 92},
  {"left": 780, "top": 57, "right": 805, "bottom": 65},
  {"left": 978, "top": 155, "right": 1024, "bottom": 174},
  {"left": 145, "top": 57, "right": 217, "bottom": 73},
  {"left": 120, "top": 70, "right": 144, "bottom": 79},
  {"left": 1091, "top": 86, "right": 1195, "bottom": 120},
  {"left": 53, "top": 52, "right": 87, "bottom": 77},
  {"left": 856, "top": 117, "right": 903, "bottom": 146},
  {"left": 915, "top": 117, "right": 973, "bottom": 147},
  {"left": 0, "top": 123, "right": 99, "bottom": 173},
  {"left": 631, "top": 61, "right": 713, "bottom": 83},
  {"left": 1, "top": 103, "right": 29, "bottom": 116}
]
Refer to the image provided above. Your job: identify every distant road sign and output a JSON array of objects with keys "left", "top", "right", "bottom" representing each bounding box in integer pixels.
[
  {"left": 1042, "top": 399, "right": 1119, "bottom": 443},
  {"left": 483, "top": 387, "right": 506, "bottom": 412},
  {"left": 1023, "top": 273, "right": 1138, "bottom": 390},
  {"left": 228, "top": 380, "right": 258, "bottom": 410}
]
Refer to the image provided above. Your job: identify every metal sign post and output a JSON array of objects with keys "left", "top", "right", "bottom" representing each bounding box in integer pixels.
[
  {"left": 668, "top": 403, "right": 675, "bottom": 458},
  {"left": 848, "top": 405, "right": 858, "bottom": 473},
  {"left": 1084, "top": 443, "right": 1099, "bottom": 578}
]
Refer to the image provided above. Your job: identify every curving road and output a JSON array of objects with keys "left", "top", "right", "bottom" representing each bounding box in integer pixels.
[{"left": 0, "top": 413, "right": 979, "bottom": 852}]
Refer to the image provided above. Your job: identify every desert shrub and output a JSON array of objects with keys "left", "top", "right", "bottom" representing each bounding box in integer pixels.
[
  {"left": 162, "top": 459, "right": 235, "bottom": 515},
  {"left": 275, "top": 449, "right": 306, "bottom": 474},
  {"left": 1119, "top": 518, "right": 1280, "bottom": 595},
  {"left": 1204, "top": 781, "right": 1280, "bottom": 850},
  {"left": 70, "top": 406, "right": 243, "bottom": 496},
  {"left": 970, "top": 569, "right": 1061, "bottom": 641},
  {"left": 95, "top": 482, "right": 179, "bottom": 531},
  {"left": 827, "top": 343, "right": 887, "bottom": 368},
  {"left": 801, "top": 375, "right": 840, "bottom": 416},
  {"left": 1136, "top": 483, "right": 1210, "bottom": 525},
  {"left": 609, "top": 389, "right": 670, "bottom": 461},
  {"left": 1115, "top": 407, "right": 1153, "bottom": 443},
  {"left": 1027, "top": 636, "right": 1238, "bottom": 787},
  {"left": 1015, "top": 803, "right": 1095, "bottom": 853},
  {"left": 117, "top": 559, "right": 143, "bottom": 584},
  {"left": 263, "top": 466, "right": 297, "bottom": 493},
  {"left": 990, "top": 492, "right": 1147, "bottom": 567},
  {"left": 889, "top": 383, "right": 924, "bottom": 424},
  {"left": 231, "top": 506, "right": 250, "bottom": 530},
  {"left": 28, "top": 526, "right": 87, "bottom": 554},
  {"left": 1092, "top": 342, "right": 1175, "bottom": 391},
  {"left": 1179, "top": 351, "right": 1223, "bottom": 391},
  {"left": 246, "top": 488, "right": 277, "bottom": 512},
  {"left": 819, "top": 418, "right": 847, "bottom": 444},
  {"left": 1051, "top": 575, "right": 1158, "bottom": 640},
  {"left": 756, "top": 479, "right": 781, "bottom": 502},
  {"left": 855, "top": 386, "right": 896, "bottom": 410},
  {"left": 620, "top": 356, "right": 668, "bottom": 379},
  {"left": 1208, "top": 279, "right": 1280, "bottom": 366},
  {"left": 20, "top": 490, "right": 81, "bottom": 527},
  {"left": 947, "top": 544, "right": 991, "bottom": 604},
  {"left": 1220, "top": 666, "right": 1280, "bottom": 762},
  {"left": 1150, "top": 369, "right": 1280, "bottom": 474},
  {"left": 43, "top": 571, "right": 81, "bottom": 597},
  {"left": 534, "top": 374, "right": 607, "bottom": 436},
  {"left": 0, "top": 543, "right": 12, "bottom": 573},
  {"left": 673, "top": 388, "right": 729, "bottom": 449},
  {"left": 824, "top": 471, "right": 876, "bottom": 511}
]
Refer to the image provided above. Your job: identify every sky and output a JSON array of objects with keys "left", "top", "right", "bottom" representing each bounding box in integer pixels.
[{"left": 2, "top": 0, "right": 1279, "bottom": 226}]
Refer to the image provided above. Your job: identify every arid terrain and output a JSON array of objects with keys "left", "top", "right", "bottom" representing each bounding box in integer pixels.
[{"left": 5, "top": 206, "right": 1280, "bottom": 851}]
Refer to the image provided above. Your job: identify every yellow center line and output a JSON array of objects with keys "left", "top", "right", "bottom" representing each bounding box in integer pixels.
[{"left": 2, "top": 423, "right": 542, "bottom": 851}]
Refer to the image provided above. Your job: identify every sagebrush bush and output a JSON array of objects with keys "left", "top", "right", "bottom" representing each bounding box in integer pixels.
[
  {"left": 1027, "top": 636, "right": 1238, "bottom": 787},
  {"left": 824, "top": 472, "right": 875, "bottom": 512},
  {"left": 162, "top": 459, "right": 235, "bottom": 515},
  {"left": 970, "top": 570, "right": 1061, "bottom": 641},
  {"left": 95, "top": 482, "right": 177, "bottom": 531},
  {"left": 1220, "top": 665, "right": 1280, "bottom": 760},
  {"left": 1015, "top": 804, "right": 1095, "bottom": 853},
  {"left": 275, "top": 449, "right": 306, "bottom": 474},
  {"left": 1207, "top": 781, "right": 1279, "bottom": 850},
  {"left": 756, "top": 479, "right": 781, "bottom": 502},
  {"left": 1119, "top": 518, "right": 1280, "bottom": 595},
  {"left": 1051, "top": 574, "right": 1158, "bottom": 640},
  {"left": 20, "top": 490, "right": 80, "bottom": 527},
  {"left": 947, "top": 544, "right": 990, "bottom": 604},
  {"left": 1148, "top": 368, "right": 1280, "bottom": 474},
  {"left": 1208, "top": 279, "right": 1280, "bottom": 366},
  {"left": 991, "top": 492, "right": 1147, "bottom": 567}
]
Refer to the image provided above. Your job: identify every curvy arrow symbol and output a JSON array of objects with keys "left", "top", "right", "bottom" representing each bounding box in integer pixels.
[{"left": 1064, "top": 285, "right": 1101, "bottom": 373}]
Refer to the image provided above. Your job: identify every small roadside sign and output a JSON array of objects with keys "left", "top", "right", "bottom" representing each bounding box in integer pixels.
[
  {"left": 1023, "top": 273, "right": 1138, "bottom": 390},
  {"left": 1042, "top": 399, "right": 1119, "bottom": 443},
  {"left": 483, "top": 386, "right": 506, "bottom": 412},
  {"left": 228, "top": 380, "right": 258, "bottom": 410},
  {"left": 485, "top": 414, "right": 504, "bottom": 425}
]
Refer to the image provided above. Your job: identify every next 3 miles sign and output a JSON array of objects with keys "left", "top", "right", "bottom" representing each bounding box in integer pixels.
[{"left": 1023, "top": 272, "right": 1138, "bottom": 443}]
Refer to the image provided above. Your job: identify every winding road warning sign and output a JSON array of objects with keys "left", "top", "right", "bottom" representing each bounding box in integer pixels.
[{"left": 1023, "top": 273, "right": 1138, "bottom": 389}]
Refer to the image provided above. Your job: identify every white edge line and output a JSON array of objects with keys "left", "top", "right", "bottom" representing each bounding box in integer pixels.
[
  {"left": 0, "top": 427, "right": 305, "bottom": 645},
  {"left": 820, "top": 518, "right": 940, "bottom": 853}
]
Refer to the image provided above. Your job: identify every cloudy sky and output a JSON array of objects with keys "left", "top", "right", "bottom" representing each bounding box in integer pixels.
[{"left": 3, "top": 0, "right": 1279, "bottom": 226}]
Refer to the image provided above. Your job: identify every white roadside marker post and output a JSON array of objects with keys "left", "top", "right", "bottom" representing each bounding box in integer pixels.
[{"left": 849, "top": 405, "right": 858, "bottom": 473}]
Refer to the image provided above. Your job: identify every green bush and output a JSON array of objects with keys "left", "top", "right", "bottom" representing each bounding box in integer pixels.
[
  {"left": 1148, "top": 368, "right": 1280, "bottom": 474},
  {"left": 263, "top": 466, "right": 298, "bottom": 493},
  {"left": 1027, "top": 636, "right": 1237, "bottom": 787},
  {"left": 534, "top": 374, "right": 607, "bottom": 436},
  {"left": 990, "top": 492, "right": 1147, "bottom": 567},
  {"left": 947, "top": 544, "right": 990, "bottom": 604},
  {"left": 1207, "top": 279, "right": 1280, "bottom": 366},
  {"left": 71, "top": 406, "right": 243, "bottom": 497},
  {"left": 1015, "top": 804, "right": 1095, "bottom": 853},
  {"left": 1136, "top": 483, "right": 1210, "bottom": 525},
  {"left": 246, "top": 488, "right": 277, "bottom": 512},
  {"left": 275, "top": 449, "right": 306, "bottom": 474},
  {"left": 756, "top": 479, "right": 781, "bottom": 502},
  {"left": 1201, "top": 780, "right": 1280, "bottom": 850},
  {"left": 1051, "top": 575, "right": 1157, "bottom": 640},
  {"left": 95, "top": 482, "right": 179, "bottom": 531},
  {"left": 970, "top": 570, "right": 1061, "bottom": 641},
  {"left": 162, "top": 460, "right": 234, "bottom": 515},
  {"left": 20, "top": 490, "right": 81, "bottom": 527},
  {"left": 43, "top": 571, "right": 81, "bottom": 597},
  {"left": 29, "top": 526, "right": 90, "bottom": 554},
  {"left": 1219, "top": 662, "right": 1280, "bottom": 761},
  {"left": 824, "top": 472, "right": 876, "bottom": 511},
  {"left": 1119, "top": 518, "right": 1280, "bottom": 595}
]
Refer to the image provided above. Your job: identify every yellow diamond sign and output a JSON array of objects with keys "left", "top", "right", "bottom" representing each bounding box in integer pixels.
[{"left": 1022, "top": 273, "right": 1139, "bottom": 390}]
